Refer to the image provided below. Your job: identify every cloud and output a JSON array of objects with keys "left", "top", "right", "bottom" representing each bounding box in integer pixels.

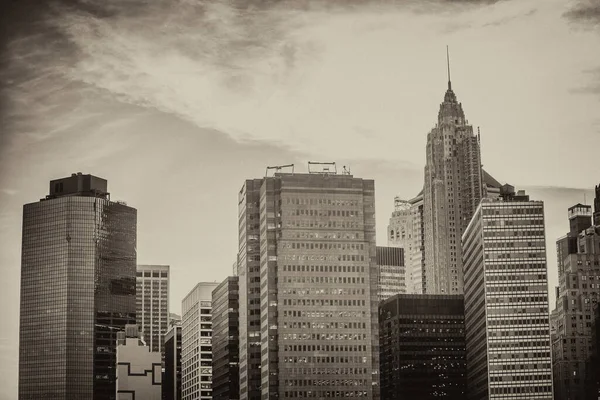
[{"left": 564, "top": 0, "right": 600, "bottom": 26}]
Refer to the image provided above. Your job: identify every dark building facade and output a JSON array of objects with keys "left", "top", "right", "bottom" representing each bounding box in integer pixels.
[
  {"left": 585, "top": 304, "right": 600, "bottom": 400},
  {"left": 163, "top": 321, "right": 182, "bottom": 400},
  {"left": 376, "top": 246, "right": 405, "bottom": 300},
  {"left": 212, "top": 276, "right": 240, "bottom": 400},
  {"left": 552, "top": 187, "right": 600, "bottom": 400},
  {"left": 19, "top": 173, "right": 137, "bottom": 399},
  {"left": 238, "top": 179, "right": 263, "bottom": 400},
  {"left": 379, "top": 294, "right": 467, "bottom": 400}
]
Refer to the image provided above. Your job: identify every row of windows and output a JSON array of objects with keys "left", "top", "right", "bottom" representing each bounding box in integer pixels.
[
  {"left": 283, "top": 344, "right": 367, "bottom": 352},
  {"left": 285, "top": 367, "right": 368, "bottom": 375},
  {"left": 281, "top": 333, "right": 368, "bottom": 341},
  {"left": 283, "top": 299, "right": 367, "bottom": 307},
  {"left": 282, "top": 322, "right": 367, "bottom": 330},
  {"left": 283, "top": 220, "right": 362, "bottom": 229},
  {"left": 284, "top": 379, "right": 367, "bottom": 387},
  {"left": 281, "top": 242, "right": 365, "bottom": 251},
  {"left": 283, "top": 356, "right": 369, "bottom": 364},
  {"left": 281, "top": 277, "right": 366, "bottom": 285},
  {"left": 283, "top": 311, "right": 366, "bottom": 319},
  {"left": 489, "top": 385, "right": 552, "bottom": 394},
  {"left": 284, "top": 198, "right": 362, "bottom": 207},
  {"left": 136, "top": 271, "right": 168, "bottom": 278},
  {"left": 283, "top": 265, "right": 365, "bottom": 273},
  {"left": 283, "top": 390, "right": 369, "bottom": 398},
  {"left": 281, "top": 288, "right": 365, "bottom": 296},
  {"left": 286, "top": 209, "right": 361, "bottom": 218}
]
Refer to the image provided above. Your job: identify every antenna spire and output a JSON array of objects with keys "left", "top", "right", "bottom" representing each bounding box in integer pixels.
[{"left": 446, "top": 45, "right": 452, "bottom": 90}]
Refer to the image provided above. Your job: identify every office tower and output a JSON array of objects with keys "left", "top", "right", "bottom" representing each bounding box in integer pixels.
[
  {"left": 181, "top": 282, "right": 219, "bottom": 400},
  {"left": 238, "top": 179, "right": 263, "bottom": 400},
  {"left": 462, "top": 186, "right": 553, "bottom": 399},
  {"left": 136, "top": 265, "right": 170, "bottom": 353},
  {"left": 116, "top": 325, "right": 162, "bottom": 399},
  {"left": 595, "top": 184, "right": 600, "bottom": 226},
  {"left": 376, "top": 246, "right": 405, "bottom": 300},
  {"left": 164, "top": 318, "right": 182, "bottom": 400},
  {"left": 408, "top": 190, "right": 425, "bottom": 294},
  {"left": 240, "top": 165, "right": 380, "bottom": 400},
  {"left": 422, "top": 50, "right": 488, "bottom": 295},
  {"left": 585, "top": 305, "right": 600, "bottom": 400},
  {"left": 387, "top": 197, "right": 411, "bottom": 248},
  {"left": 379, "top": 294, "right": 467, "bottom": 400},
  {"left": 19, "top": 173, "right": 137, "bottom": 399},
  {"left": 551, "top": 189, "right": 600, "bottom": 400},
  {"left": 212, "top": 277, "right": 240, "bottom": 400}
]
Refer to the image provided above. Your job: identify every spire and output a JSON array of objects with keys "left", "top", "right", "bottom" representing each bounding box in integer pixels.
[{"left": 446, "top": 45, "right": 452, "bottom": 91}]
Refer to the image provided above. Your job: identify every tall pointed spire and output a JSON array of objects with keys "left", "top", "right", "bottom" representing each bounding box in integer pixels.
[{"left": 446, "top": 45, "right": 452, "bottom": 90}]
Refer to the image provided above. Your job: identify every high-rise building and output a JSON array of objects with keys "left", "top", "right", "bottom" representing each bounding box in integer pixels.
[
  {"left": 376, "top": 246, "right": 405, "bottom": 300},
  {"left": 462, "top": 186, "right": 554, "bottom": 399},
  {"left": 136, "top": 265, "right": 170, "bottom": 354},
  {"left": 163, "top": 318, "right": 182, "bottom": 400},
  {"left": 551, "top": 188, "right": 600, "bottom": 400},
  {"left": 408, "top": 190, "right": 425, "bottom": 294},
  {"left": 18, "top": 173, "right": 137, "bottom": 399},
  {"left": 594, "top": 184, "right": 600, "bottom": 226},
  {"left": 422, "top": 55, "right": 486, "bottom": 295},
  {"left": 585, "top": 304, "right": 600, "bottom": 400},
  {"left": 116, "top": 325, "right": 162, "bottom": 400},
  {"left": 181, "top": 282, "right": 219, "bottom": 400},
  {"left": 387, "top": 197, "right": 411, "bottom": 249},
  {"left": 240, "top": 167, "right": 380, "bottom": 400},
  {"left": 237, "top": 179, "right": 263, "bottom": 400},
  {"left": 212, "top": 277, "right": 240, "bottom": 400},
  {"left": 379, "top": 294, "right": 467, "bottom": 400}
]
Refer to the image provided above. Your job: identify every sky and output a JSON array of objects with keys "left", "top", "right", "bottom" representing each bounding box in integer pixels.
[{"left": 1, "top": 0, "right": 599, "bottom": 397}]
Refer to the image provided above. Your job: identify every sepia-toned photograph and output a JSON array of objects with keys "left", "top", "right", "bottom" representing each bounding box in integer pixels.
[{"left": 0, "top": 0, "right": 599, "bottom": 399}]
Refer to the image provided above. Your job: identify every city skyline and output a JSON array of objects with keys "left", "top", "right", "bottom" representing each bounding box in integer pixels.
[{"left": 1, "top": 0, "right": 600, "bottom": 397}]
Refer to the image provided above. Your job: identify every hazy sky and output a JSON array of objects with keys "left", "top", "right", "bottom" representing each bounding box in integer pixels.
[{"left": 1, "top": 0, "right": 599, "bottom": 397}]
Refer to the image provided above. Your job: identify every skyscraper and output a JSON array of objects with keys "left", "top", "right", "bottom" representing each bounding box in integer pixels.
[
  {"left": 422, "top": 51, "right": 486, "bottom": 295},
  {"left": 181, "top": 282, "right": 219, "bottom": 400},
  {"left": 408, "top": 190, "right": 425, "bottom": 294},
  {"left": 241, "top": 166, "right": 380, "bottom": 400},
  {"left": 237, "top": 179, "right": 263, "bottom": 400},
  {"left": 379, "top": 294, "right": 467, "bottom": 400},
  {"left": 387, "top": 197, "right": 411, "bottom": 249},
  {"left": 19, "top": 173, "right": 137, "bottom": 399},
  {"left": 551, "top": 188, "right": 600, "bottom": 400},
  {"left": 462, "top": 186, "right": 554, "bottom": 399},
  {"left": 212, "top": 276, "right": 240, "bottom": 400},
  {"left": 163, "top": 319, "right": 182, "bottom": 400},
  {"left": 136, "top": 264, "right": 170, "bottom": 353},
  {"left": 376, "top": 246, "right": 405, "bottom": 300}
]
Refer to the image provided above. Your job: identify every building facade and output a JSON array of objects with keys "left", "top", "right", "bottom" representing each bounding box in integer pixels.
[
  {"left": 422, "top": 74, "right": 486, "bottom": 295},
  {"left": 238, "top": 179, "right": 263, "bottom": 400},
  {"left": 19, "top": 173, "right": 137, "bottom": 399},
  {"left": 408, "top": 190, "right": 425, "bottom": 294},
  {"left": 181, "top": 282, "right": 219, "bottom": 400},
  {"left": 376, "top": 246, "right": 405, "bottom": 300},
  {"left": 379, "top": 294, "right": 467, "bottom": 400},
  {"left": 551, "top": 193, "right": 600, "bottom": 400},
  {"left": 462, "top": 187, "right": 554, "bottom": 399},
  {"left": 163, "top": 319, "right": 182, "bottom": 400},
  {"left": 212, "top": 276, "right": 240, "bottom": 400},
  {"left": 136, "top": 264, "right": 170, "bottom": 354},
  {"left": 387, "top": 197, "right": 411, "bottom": 249},
  {"left": 246, "top": 170, "right": 380, "bottom": 400},
  {"left": 116, "top": 325, "right": 162, "bottom": 400}
]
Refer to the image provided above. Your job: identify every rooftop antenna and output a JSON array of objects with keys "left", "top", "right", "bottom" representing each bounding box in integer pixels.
[
  {"left": 265, "top": 164, "right": 295, "bottom": 177},
  {"left": 584, "top": 192, "right": 587, "bottom": 205},
  {"left": 446, "top": 45, "right": 452, "bottom": 90}
]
